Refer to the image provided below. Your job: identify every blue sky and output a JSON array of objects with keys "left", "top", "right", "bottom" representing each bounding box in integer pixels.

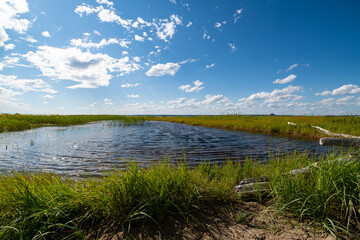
[{"left": 0, "top": 0, "right": 359, "bottom": 115}]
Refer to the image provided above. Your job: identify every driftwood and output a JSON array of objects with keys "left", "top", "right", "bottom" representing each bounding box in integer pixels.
[
  {"left": 235, "top": 176, "right": 270, "bottom": 195},
  {"left": 320, "top": 137, "right": 360, "bottom": 147},
  {"left": 287, "top": 122, "right": 360, "bottom": 139}
]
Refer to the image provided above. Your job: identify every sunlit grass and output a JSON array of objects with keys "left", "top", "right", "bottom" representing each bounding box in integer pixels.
[
  {"left": 0, "top": 114, "right": 145, "bottom": 133},
  {"left": 1, "top": 150, "right": 359, "bottom": 239},
  {"left": 148, "top": 115, "right": 360, "bottom": 139}
]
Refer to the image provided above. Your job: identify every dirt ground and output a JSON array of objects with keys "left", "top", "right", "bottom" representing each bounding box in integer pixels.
[{"left": 88, "top": 201, "right": 339, "bottom": 240}]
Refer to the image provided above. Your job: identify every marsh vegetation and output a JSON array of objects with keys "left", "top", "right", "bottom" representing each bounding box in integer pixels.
[{"left": 0, "top": 151, "right": 359, "bottom": 239}]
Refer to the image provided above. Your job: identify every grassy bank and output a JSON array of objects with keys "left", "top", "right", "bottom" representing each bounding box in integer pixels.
[
  {"left": 148, "top": 115, "right": 360, "bottom": 139},
  {"left": 1, "top": 151, "right": 359, "bottom": 239},
  {"left": 0, "top": 114, "right": 145, "bottom": 133}
]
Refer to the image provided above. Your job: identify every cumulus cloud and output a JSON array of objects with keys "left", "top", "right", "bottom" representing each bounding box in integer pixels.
[
  {"left": 43, "top": 94, "right": 55, "bottom": 99},
  {"left": 0, "top": 0, "right": 31, "bottom": 48},
  {"left": 121, "top": 83, "right": 140, "bottom": 88},
  {"left": 89, "top": 102, "right": 100, "bottom": 107},
  {"left": 134, "top": 34, "right": 144, "bottom": 42},
  {"left": 0, "top": 27, "right": 9, "bottom": 47},
  {"left": 228, "top": 43, "right": 236, "bottom": 52},
  {"left": 24, "top": 46, "right": 140, "bottom": 89},
  {"left": 70, "top": 37, "right": 130, "bottom": 49},
  {"left": 127, "top": 94, "right": 139, "bottom": 98},
  {"left": 316, "top": 84, "right": 360, "bottom": 96},
  {"left": 317, "top": 96, "right": 355, "bottom": 107},
  {"left": 75, "top": 3, "right": 183, "bottom": 42},
  {"left": 167, "top": 94, "right": 232, "bottom": 110},
  {"left": 206, "top": 63, "right": 215, "bottom": 69},
  {"left": 146, "top": 62, "right": 181, "bottom": 77},
  {"left": 103, "top": 98, "right": 113, "bottom": 105},
  {"left": 203, "top": 30, "right": 210, "bottom": 40},
  {"left": 75, "top": 4, "right": 132, "bottom": 29},
  {"left": 273, "top": 74, "right": 297, "bottom": 84},
  {"left": 4, "top": 43, "right": 15, "bottom": 50},
  {"left": 0, "top": 74, "right": 56, "bottom": 94},
  {"left": 239, "top": 85, "right": 303, "bottom": 107},
  {"left": 96, "top": 0, "right": 113, "bottom": 7},
  {"left": 285, "top": 63, "right": 298, "bottom": 72},
  {"left": 21, "top": 35, "right": 37, "bottom": 43},
  {"left": 41, "top": 31, "right": 51, "bottom": 37},
  {"left": 179, "top": 80, "right": 204, "bottom": 92},
  {"left": 186, "top": 21, "right": 192, "bottom": 28},
  {"left": 233, "top": 9, "right": 243, "bottom": 23}
]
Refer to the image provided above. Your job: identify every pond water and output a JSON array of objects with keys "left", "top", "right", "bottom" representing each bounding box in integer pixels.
[{"left": 0, "top": 121, "right": 333, "bottom": 176}]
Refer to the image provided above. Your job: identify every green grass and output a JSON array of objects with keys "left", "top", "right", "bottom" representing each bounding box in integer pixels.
[
  {"left": 148, "top": 115, "right": 360, "bottom": 139},
  {"left": 0, "top": 114, "right": 145, "bottom": 133},
  {"left": 0, "top": 151, "right": 359, "bottom": 239}
]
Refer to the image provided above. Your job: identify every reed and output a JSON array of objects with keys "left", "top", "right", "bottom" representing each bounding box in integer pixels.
[
  {"left": 0, "top": 114, "right": 145, "bottom": 133},
  {"left": 148, "top": 115, "right": 360, "bottom": 139},
  {"left": 0, "top": 150, "right": 359, "bottom": 239}
]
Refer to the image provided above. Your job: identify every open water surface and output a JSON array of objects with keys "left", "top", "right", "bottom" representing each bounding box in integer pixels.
[{"left": 0, "top": 121, "right": 333, "bottom": 176}]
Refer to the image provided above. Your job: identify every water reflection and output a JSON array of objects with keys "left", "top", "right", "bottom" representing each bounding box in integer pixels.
[{"left": 0, "top": 121, "right": 333, "bottom": 176}]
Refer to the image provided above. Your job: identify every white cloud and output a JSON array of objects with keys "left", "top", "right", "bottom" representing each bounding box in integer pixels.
[
  {"left": 74, "top": 4, "right": 100, "bottom": 16},
  {"left": 121, "top": 83, "right": 140, "bottom": 88},
  {"left": 146, "top": 62, "right": 181, "bottom": 77},
  {"left": 203, "top": 30, "right": 210, "bottom": 40},
  {"left": 134, "top": 34, "right": 144, "bottom": 42},
  {"left": 24, "top": 46, "right": 140, "bottom": 89},
  {"left": 155, "top": 21, "right": 176, "bottom": 42},
  {"left": 133, "top": 56, "right": 141, "bottom": 62},
  {"left": 228, "top": 43, "right": 236, "bottom": 52},
  {"left": 206, "top": 63, "right": 215, "bottom": 69},
  {"left": 0, "top": 0, "right": 31, "bottom": 48},
  {"left": 239, "top": 86, "right": 303, "bottom": 107},
  {"left": 89, "top": 102, "right": 100, "bottom": 107},
  {"left": 96, "top": 0, "right": 113, "bottom": 7},
  {"left": 167, "top": 94, "right": 232, "bottom": 110},
  {"left": 317, "top": 96, "right": 355, "bottom": 106},
  {"left": 93, "top": 30, "right": 101, "bottom": 36},
  {"left": 170, "top": 0, "right": 176, "bottom": 4},
  {"left": 103, "top": 98, "right": 113, "bottom": 105},
  {"left": 41, "top": 31, "right": 51, "bottom": 37},
  {"left": 70, "top": 38, "right": 130, "bottom": 49},
  {"left": 233, "top": 9, "right": 243, "bottom": 23},
  {"left": 0, "top": 74, "right": 56, "bottom": 93},
  {"left": 4, "top": 43, "right": 15, "bottom": 50},
  {"left": 21, "top": 35, "right": 37, "bottom": 43},
  {"left": 74, "top": 5, "right": 132, "bottom": 30},
  {"left": 0, "top": 27, "right": 9, "bottom": 47},
  {"left": 122, "top": 50, "right": 128, "bottom": 55},
  {"left": 316, "top": 84, "right": 360, "bottom": 96},
  {"left": 43, "top": 94, "right": 55, "bottom": 99},
  {"left": 285, "top": 63, "right": 298, "bottom": 72},
  {"left": 215, "top": 22, "right": 221, "bottom": 28},
  {"left": 170, "top": 14, "right": 182, "bottom": 25},
  {"left": 143, "top": 32, "right": 147, "bottom": 37},
  {"left": 179, "top": 80, "right": 204, "bottom": 92},
  {"left": 273, "top": 74, "right": 297, "bottom": 84},
  {"left": 186, "top": 21, "right": 192, "bottom": 28},
  {"left": 127, "top": 94, "right": 139, "bottom": 98}
]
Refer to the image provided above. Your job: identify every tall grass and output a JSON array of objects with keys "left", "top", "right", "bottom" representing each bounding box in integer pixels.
[
  {"left": 0, "top": 114, "right": 145, "bottom": 133},
  {"left": 149, "top": 115, "right": 360, "bottom": 139},
  {"left": 0, "top": 151, "right": 359, "bottom": 239}
]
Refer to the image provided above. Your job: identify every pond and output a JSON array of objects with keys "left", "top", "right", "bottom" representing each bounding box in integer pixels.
[{"left": 0, "top": 121, "right": 333, "bottom": 176}]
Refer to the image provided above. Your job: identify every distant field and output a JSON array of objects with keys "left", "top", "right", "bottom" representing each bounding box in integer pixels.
[
  {"left": 149, "top": 115, "right": 360, "bottom": 139},
  {"left": 0, "top": 114, "right": 145, "bottom": 133}
]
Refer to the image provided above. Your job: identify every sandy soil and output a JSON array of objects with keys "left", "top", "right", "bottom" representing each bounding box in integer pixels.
[{"left": 88, "top": 201, "right": 338, "bottom": 240}]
